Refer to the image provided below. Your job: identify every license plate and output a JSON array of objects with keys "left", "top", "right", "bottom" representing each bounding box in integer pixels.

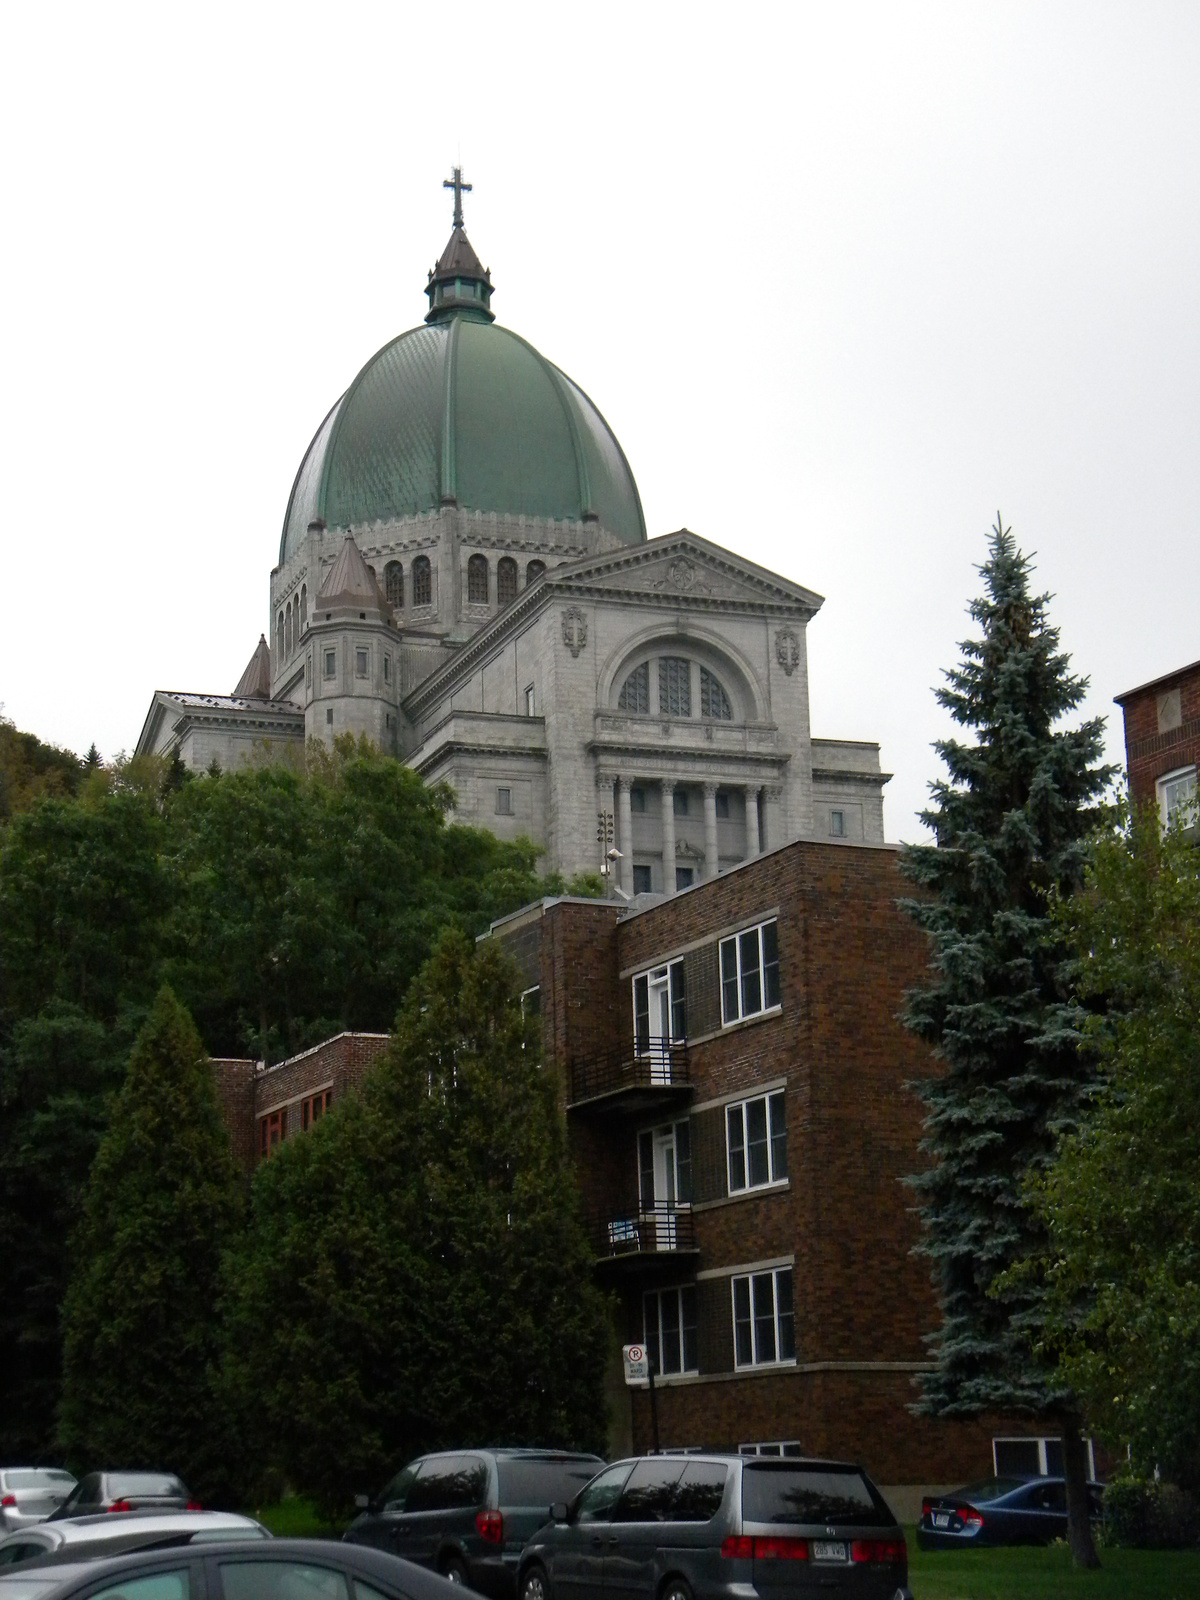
[
  {"left": 933, "top": 1512, "right": 951, "bottom": 1528},
  {"left": 811, "top": 1541, "right": 846, "bottom": 1562}
]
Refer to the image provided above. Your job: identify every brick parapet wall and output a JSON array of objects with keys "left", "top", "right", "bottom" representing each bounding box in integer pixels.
[
  {"left": 211, "top": 1058, "right": 258, "bottom": 1173},
  {"left": 254, "top": 1031, "right": 391, "bottom": 1121},
  {"left": 1119, "top": 664, "right": 1200, "bottom": 808}
]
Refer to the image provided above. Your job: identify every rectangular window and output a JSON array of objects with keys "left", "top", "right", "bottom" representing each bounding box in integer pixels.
[
  {"left": 644, "top": 1286, "right": 698, "bottom": 1376},
  {"left": 633, "top": 960, "right": 686, "bottom": 1054},
  {"left": 633, "top": 863, "right": 652, "bottom": 894},
  {"left": 673, "top": 788, "right": 689, "bottom": 817},
  {"left": 738, "top": 1441, "right": 805, "bottom": 1457},
  {"left": 726, "top": 1090, "right": 787, "bottom": 1192},
  {"left": 324, "top": 649, "right": 336, "bottom": 679},
  {"left": 675, "top": 866, "right": 694, "bottom": 891},
  {"left": 258, "top": 1109, "right": 286, "bottom": 1157},
  {"left": 383, "top": 655, "right": 391, "bottom": 682},
  {"left": 660, "top": 657, "right": 691, "bottom": 716},
  {"left": 830, "top": 809, "right": 845, "bottom": 837},
  {"left": 355, "top": 648, "right": 368, "bottom": 678},
  {"left": 524, "top": 684, "right": 535, "bottom": 716},
  {"left": 732, "top": 1267, "right": 795, "bottom": 1367},
  {"left": 496, "top": 787, "right": 512, "bottom": 816},
  {"left": 637, "top": 1119, "right": 692, "bottom": 1207},
  {"left": 630, "top": 786, "right": 646, "bottom": 814},
  {"left": 300, "top": 1088, "right": 332, "bottom": 1131},
  {"left": 1159, "top": 766, "right": 1198, "bottom": 830},
  {"left": 720, "top": 918, "right": 781, "bottom": 1024},
  {"left": 715, "top": 790, "right": 730, "bottom": 818},
  {"left": 326, "top": 708, "right": 333, "bottom": 725}
]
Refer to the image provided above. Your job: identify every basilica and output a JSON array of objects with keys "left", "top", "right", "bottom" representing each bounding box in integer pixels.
[{"left": 137, "top": 175, "right": 889, "bottom": 882}]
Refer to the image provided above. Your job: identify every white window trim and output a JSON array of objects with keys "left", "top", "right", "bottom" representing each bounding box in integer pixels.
[
  {"left": 719, "top": 918, "right": 781, "bottom": 1026},
  {"left": 731, "top": 1266, "right": 796, "bottom": 1370},
  {"left": 644, "top": 1284, "right": 699, "bottom": 1379},
  {"left": 992, "top": 1435, "right": 1096, "bottom": 1481},
  {"left": 632, "top": 958, "right": 686, "bottom": 1056},
  {"left": 1157, "top": 764, "right": 1198, "bottom": 830},
  {"left": 726, "top": 1089, "right": 787, "bottom": 1195}
]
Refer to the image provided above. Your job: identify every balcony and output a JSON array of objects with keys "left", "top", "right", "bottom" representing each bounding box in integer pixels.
[
  {"left": 586, "top": 1203, "right": 698, "bottom": 1277},
  {"left": 566, "top": 1042, "right": 693, "bottom": 1115}
]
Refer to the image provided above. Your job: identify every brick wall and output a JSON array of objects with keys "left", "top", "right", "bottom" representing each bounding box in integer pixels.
[
  {"left": 211, "top": 1058, "right": 258, "bottom": 1172},
  {"left": 1117, "top": 661, "right": 1200, "bottom": 809}
]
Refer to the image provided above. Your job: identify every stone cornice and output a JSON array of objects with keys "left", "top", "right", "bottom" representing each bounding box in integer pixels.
[{"left": 811, "top": 766, "right": 893, "bottom": 786}]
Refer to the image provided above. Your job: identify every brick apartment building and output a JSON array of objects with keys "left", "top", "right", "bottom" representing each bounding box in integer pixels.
[{"left": 1115, "top": 657, "right": 1200, "bottom": 832}]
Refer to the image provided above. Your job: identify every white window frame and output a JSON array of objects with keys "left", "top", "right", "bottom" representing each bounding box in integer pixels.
[
  {"left": 643, "top": 1284, "right": 698, "bottom": 1377},
  {"left": 738, "top": 1441, "right": 804, "bottom": 1457},
  {"left": 720, "top": 918, "right": 781, "bottom": 1025},
  {"left": 726, "top": 1090, "right": 787, "bottom": 1194},
  {"left": 992, "top": 1436, "right": 1096, "bottom": 1480},
  {"left": 1158, "top": 765, "right": 1197, "bottom": 831},
  {"left": 633, "top": 959, "right": 686, "bottom": 1060},
  {"left": 731, "top": 1266, "right": 795, "bottom": 1369}
]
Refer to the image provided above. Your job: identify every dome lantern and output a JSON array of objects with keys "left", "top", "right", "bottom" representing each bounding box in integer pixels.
[{"left": 425, "top": 167, "right": 494, "bottom": 324}]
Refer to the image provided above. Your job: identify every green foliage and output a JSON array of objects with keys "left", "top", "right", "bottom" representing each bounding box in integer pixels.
[
  {"left": 907, "top": 1534, "right": 1200, "bottom": 1600},
  {"left": 0, "top": 716, "right": 85, "bottom": 823},
  {"left": 59, "top": 989, "right": 244, "bottom": 1500},
  {"left": 1016, "top": 805, "right": 1200, "bottom": 1490},
  {"left": 223, "top": 930, "right": 609, "bottom": 1517},
  {"left": 1104, "top": 1477, "right": 1200, "bottom": 1551},
  {"left": 900, "top": 517, "right": 1114, "bottom": 1421}
]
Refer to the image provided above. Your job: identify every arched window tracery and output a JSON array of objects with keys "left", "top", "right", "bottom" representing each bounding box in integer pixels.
[
  {"left": 412, "top": 555, "right": 432, "bottom": 607},
  {"left": 497, "top": 557, "right": 518, "bottom": 605},
  {"left": 618, "top": 662, "right": 650, "bottom": 714},
  {"left": 467, "top": 553, "right": 489, "bottom": 604},
  {"left": 659, "top": 657, "right": 691, "bottom": 717},
  {"left": 385, "top": 562, "right": 403, "bottom": 609},
  {"left": 700, "top": 667, "right": 732, "bottom": 719}
]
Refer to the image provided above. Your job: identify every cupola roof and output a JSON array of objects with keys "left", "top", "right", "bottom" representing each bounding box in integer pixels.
[
  {"left": 233, "top": 634, "right": 273, "bottom": 699},
  {"left": 316, "top": 532, "right": 390, "bottom": 621}
]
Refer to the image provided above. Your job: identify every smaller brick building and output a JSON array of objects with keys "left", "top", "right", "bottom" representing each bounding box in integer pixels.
[{"left": 1115, "top": 658, "right": 1200, "bottom": 831}]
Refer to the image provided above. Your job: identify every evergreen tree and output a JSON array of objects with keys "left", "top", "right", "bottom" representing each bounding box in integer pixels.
[
  {"left": 59, "top": 989, "right": 244, "bottom": 1500},
  {"left": 223, "top": 929, "right": 609, "bottom": 1517},
  {"left": 900, "top": 517, "right": 1113, "bottom": 1567}
]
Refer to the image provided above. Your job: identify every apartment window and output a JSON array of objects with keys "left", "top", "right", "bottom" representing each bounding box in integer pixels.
[
  {"left": 619, "top": 662, "right": 650, "bottom": 714},
  {"left": 355, "top": 647, "right": 369, "bottom": 678},
  {"left": 720, "top": 918, "right": 781, "bottom": 1024},
  {"left": 633, "top": 864, "right": 653, "bottom": 894},
  {"left": 739, "top": 1442, "right": 804, "bottom": 1457},
  {"left": 630, "top": 786, "right": 646, "bottom": 813},
  {"left": 830, "top": 809, "right": 845, "bottom": 837},
  {"left": 732, "top": 1267, "right": 795, "bottom": 1367},
  {"left": 467, "top": 553, "right": 489, "bottom": 603},
  {"left": 258, "top": 1109, "right": 286, "bottom": 1157},
  {"left": 993, "top": 1436, "right": 1096, "bottom": 1480},
  {"left": 727, "top": 1090, "right": 787, "bottom": 1192},
  {"left": 638, "top": 1120, "right": 693, "bottom": 1207},
  {"left": 496, "top": 787, "right": 512, "bottom": 816},
  {"left": 715, "top": 791, "right": 730, "bottom": 819},
  {"left": 700, "top": 667, "right": 732, "bottom": 720},
  {"left": 324, "top": 649, "right": 336, "bottom": 679},
  {"left": 524, "top": 684, "right": 535, "bottom": 716},
  {"left": 660, "top": 657, "right": 691, "bottom": 716},
  {"left": 385, "top": 561, "right": 403, "bottom": 609},
  {"left": 301, "top": 1088, "right": 332, "bottom": 1131},
  {"left": 644, "top": 1286, "right": 698, "bottom": 1376},
  {"left": 497, "top": 556, "right": 518, "bottom": 605},
  {"left": 1159, "top": 766, "right": 1197, "bottom": 830},
  {"left": 521, "top": 985, "right": 541, "bottom": 1020},
  {"left": 412, "top": 556, "right": 432, "bottom": 606},
  {"left": 633, "top": 959, "right": 686, "bottom": 1054}
]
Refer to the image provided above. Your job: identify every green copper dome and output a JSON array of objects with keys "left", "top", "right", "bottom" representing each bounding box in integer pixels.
[{"left": 280, "top": 233, "right": 646, "bottom": 563}]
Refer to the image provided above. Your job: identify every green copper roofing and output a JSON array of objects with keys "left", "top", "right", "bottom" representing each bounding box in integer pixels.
[{"left": 280, "top": 310, "right": 645, "bottom": 562}]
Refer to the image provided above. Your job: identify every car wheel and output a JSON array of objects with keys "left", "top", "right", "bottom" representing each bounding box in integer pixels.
[
  {"left": 660, "top": 1579, "right": 693, "bottom": 1600},
  {"left": 442, "top": 1557, "right": 469, "bottom": 1587},
  {"left": 520, "top": 1567, "right": 550, "bottom": 1600}
]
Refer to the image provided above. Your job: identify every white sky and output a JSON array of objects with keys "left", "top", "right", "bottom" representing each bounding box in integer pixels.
[{"left": 3, "top": 1, "right": 1197, "bottom": 840}]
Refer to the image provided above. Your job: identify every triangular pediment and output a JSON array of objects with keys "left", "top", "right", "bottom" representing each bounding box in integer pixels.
[{"left": 544, "top": 529, "right": 824, "bottom": 616}]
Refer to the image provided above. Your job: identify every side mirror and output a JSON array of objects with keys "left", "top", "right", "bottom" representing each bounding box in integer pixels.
[
  {"left": 354, "top": 1495, "right": 370, "bottom": 1511},
  {"left": 551, "top": 1503, "right": 569, "bottom": 1523}
]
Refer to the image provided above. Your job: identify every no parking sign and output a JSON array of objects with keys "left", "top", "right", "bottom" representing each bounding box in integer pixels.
[{"left": 622, "top": 1343, "right": 650, "bottom": 1384}]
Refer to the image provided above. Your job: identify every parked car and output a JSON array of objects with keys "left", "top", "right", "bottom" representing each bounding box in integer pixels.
[
  {"left": 0, "top": 1536, "right": 460, "bottom": 1600},
  {"left": 917, "top": 1475, "right": 1105, "bottom": 1548},
  {"left": 48, "top": 1477, "right": 197, "bottom": 1521},
  {"left": 0, "top": 1511, "right": 268, "bottom": 1570},
  {"left": 0, "top": 1476, "right": 76, "bottom": 1534},
  {"left": 345, "top": 1449, "right": 606, "bottom": 1595},
  {"left": 516, "top": 1452, "right": 910, "bottom": 1600}
]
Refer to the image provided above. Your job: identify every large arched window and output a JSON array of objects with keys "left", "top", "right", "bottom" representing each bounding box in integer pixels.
[
  {"left": 526, "top": 559, "right": 546, "bottom": 585},
  {"left": 618, "top": 663, "right": 650, "bottom": 713},
  {"left": 285, "top": 602, "right": 293, "bottom": 657},
  {"left": 660, "top": 657, "right": 691, "bottom": 716},
  {"left": 385, "top": 561, "right": 403, "bottom": 609},
  {"left": 467, "top": 553, "right": 489, "bottom": 604},
  {"left": 700, "top": 667, "right": 732, "bottom": 719},
  {"left": 497, "top": 557, "right": 518, "bottom": 605},
  {"left": 276, "top": 610, "right": 284, "bottom": 660},
  {"left": 412, "top": 555, "right": 432, "bottom": 607},
  {"left": 299, "top": 584, "right": 307, "bottom": 632}
]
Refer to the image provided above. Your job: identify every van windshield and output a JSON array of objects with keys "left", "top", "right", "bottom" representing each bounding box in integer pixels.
[{"left": 742, "top": 1465, "right": 883, "bottom": 1527}]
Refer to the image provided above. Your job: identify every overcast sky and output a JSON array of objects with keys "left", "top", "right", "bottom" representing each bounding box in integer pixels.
[{"left": 3, "top": 1, "right": 1197, "bottom": 840}]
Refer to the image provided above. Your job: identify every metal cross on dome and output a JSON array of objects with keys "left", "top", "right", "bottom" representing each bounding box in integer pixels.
[{"left": 443, "top": 166, "right": 472, "bottom": 229}]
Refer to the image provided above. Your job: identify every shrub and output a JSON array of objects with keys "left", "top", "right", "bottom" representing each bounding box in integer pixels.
[{"left": 1104, "top": 1475, "right": 1200, "bottom": 1548}]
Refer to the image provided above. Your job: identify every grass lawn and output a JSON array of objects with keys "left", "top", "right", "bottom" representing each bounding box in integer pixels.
[
  {"left": 249, "top": 1498, "right": 343, "bottom": 1539},
  {"left": 907, "top": 1530, "right": 1200, "bottom": 1600}
]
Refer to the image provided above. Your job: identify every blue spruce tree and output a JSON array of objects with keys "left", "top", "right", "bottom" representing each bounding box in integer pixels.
[{"left": 901, "top": 517, "right": 1113, "bottom": 1568}]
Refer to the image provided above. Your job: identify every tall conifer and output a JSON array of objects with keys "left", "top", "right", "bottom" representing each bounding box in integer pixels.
[{"left": 900, "top": 517, "right": 1113, "bottom": 1566}]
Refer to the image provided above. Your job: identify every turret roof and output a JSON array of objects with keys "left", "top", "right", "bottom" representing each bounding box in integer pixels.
[
  {"left": 316, "top": 532, "right": 390, "bottom": 620},
  {"left": 233, "top": 634, "right": 273, "bottom": 699}
]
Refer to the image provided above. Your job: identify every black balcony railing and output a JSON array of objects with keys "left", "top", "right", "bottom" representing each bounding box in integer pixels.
[
  {"left": 568, "top": 1041, "right": 691, "bottom": 1109},
  {"left": 587, "top": 1202, "right": 697, "bottom": 1263}
]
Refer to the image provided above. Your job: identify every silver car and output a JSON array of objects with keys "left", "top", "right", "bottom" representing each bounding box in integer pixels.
[
  {"left": 0, "top": 1510, "right": 268, "bottom": 1571},
  {"left": 0, "top": 1477, "right": 76, "bottom": 1535}
]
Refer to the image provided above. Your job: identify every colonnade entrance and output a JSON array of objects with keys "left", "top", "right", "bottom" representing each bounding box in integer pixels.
[{"left": 601, "top": 774, "right": 768, "bottom": 895}]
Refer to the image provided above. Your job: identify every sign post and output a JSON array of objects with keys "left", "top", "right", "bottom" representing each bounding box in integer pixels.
[{"left": 622, "top": 1343, "right": 660, "bottom": 1454}]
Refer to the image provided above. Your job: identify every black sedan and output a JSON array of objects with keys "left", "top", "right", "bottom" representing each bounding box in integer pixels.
[
  {"left": 0, "top": 1536, "right": 462, "bottom": 1600},
  {"left": 917, "top": 1476, "right": 1104, "bottom": 1548}
]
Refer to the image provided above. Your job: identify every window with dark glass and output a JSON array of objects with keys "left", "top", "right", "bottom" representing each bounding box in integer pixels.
[
  {"left": 660, "top": 656, "right": 691, "bottom": 716},
  {"left": 674, "top": 1461, "right": 729, "bottom": 1521},
  {"left": 675, "top": 866, "right": 694, "bottom": 891},
  {"left": 575, "top": 1463, "right": 634, "bottom": 1523},
  {"left": 611, "top": 1458, "right": 686, "bottom": 1522},
  {"left": 618, "top": 662, "right": 650, "bottom": 713},
  {"left": 259, "top": 1109, "right": 286, "bottom": 1157},
  {"left": 700, "top": 667, "right": 732, "bottom": 719},
  {"left": 741, "top": 1464, "right": 880, "bottom": 1525},
  {"left": 715, "top": 790, "right": 730, "bottom": 818},
  {"left": 633, "top": 864, "right": 652, "bottom": 894},
  {"left": 644, "top": 1285, "right": 698, "bottom": 1376},
  {"left": 727, "top": 1090, "right": 787, "bottom": 1192},
  {"left": 355, "top": 648, "right": 368, "bottom": 678},
  {"left": 324, "top": 649, "right": 336, "bottom": 679},
  {"left": 497, "top": 557, "right": 518, "bottom": 605},
  {"left": 720, "top": 918, "right": 781, "bottom": 1024},
  {"left": 732, "top": 1267, "right": 795, "bottom": 1367},
  {"left": 830, "top": 809, "right": 845, "bottom": 837},
  {"left": 526, "top": 559, "right": 546, "bottom": 584},
  {"left": 496, "top": 787, "right": 512, "bottom": 816},
  {"left": 467, "top": 554, "right": 489, "bottom": 604},
  {"left": 630, "top": 785, "right": 646, "bottom": 813},
  {"left": 301, "top": 1089, "right": 332, "bottom": 1130},
  {"left": 412, "top": 555, "right": 432, "bottom": 606},
  {"left": 385, "top": 562, "right": 403, "bottom": 608},
  {"left": 404, "top": 1456, "right": 487, "bottom": 1513},
  {"left": 632, "top": 959, "right": 686, "bottom": 1054},
  {"left": 299, "top": 584, "right": 307, "bottom": 631}
]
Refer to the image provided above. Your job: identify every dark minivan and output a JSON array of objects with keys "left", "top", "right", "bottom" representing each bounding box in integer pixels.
[
  {"left": 517, "top": 1454, "right": 910, "bottom": 1600},
  {"left": 345, "top": 1449, "right": 606, "bottom": 1596}
]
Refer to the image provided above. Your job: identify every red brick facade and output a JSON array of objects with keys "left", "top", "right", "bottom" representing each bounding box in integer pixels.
[{"left": 1116, "top": 658, "right": 1200, "bottom": 816}]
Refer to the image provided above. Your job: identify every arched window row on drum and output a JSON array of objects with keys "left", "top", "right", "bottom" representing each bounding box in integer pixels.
[
  {"left": 497, "top": 556, "right": 518, "bottom": 605},
  {"left": 463, "top": 555, "right": 547, "bottom": 607},
  {"left": 374, "top": 557, "right": 432, "bottom": 610},
  {"left": 617, "top": 657, "right": 735, "bottom": 721},
  {"left": 467, "top": 553, "right": 489, "bottom": 604}
]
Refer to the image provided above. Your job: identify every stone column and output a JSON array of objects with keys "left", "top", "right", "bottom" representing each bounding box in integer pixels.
[
  {"left": 745, "top": 785, "right": 761, "bottom": 859},
  {"left": 703, "top": 782, "right": 720, "bottom": 879},
  {"left": 616, "top": 776, "right": 634, "bottom": 896},
  {"left": 660, "top": 778, "right": 676, "bottom": 895}
]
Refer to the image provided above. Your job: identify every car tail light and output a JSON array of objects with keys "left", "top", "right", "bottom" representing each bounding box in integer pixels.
[
  {"left": 720, "top": 1536, "right": 808, "bottom": 1561},
  {"left": 0, "top": 1496, "right": 15, "bottom": 1508},
  {"left": 108, "top": 1500, "right": 132, "bottom": 1514},
  {"left": 920, "top": 1498, "right": 932, "bottom": 1520},
  {"left": 850, "top": 1537, "right": 906, "bottom": 1563},
  {"left": 957, "top": 1504, "right": 984, "bottom": 1529},
  {"left": 476, "top": 1510, "right": 503, "bottom": 1545},
  {"left": 186, "top": 1501, "right": 204, "bottom": 1512}
]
